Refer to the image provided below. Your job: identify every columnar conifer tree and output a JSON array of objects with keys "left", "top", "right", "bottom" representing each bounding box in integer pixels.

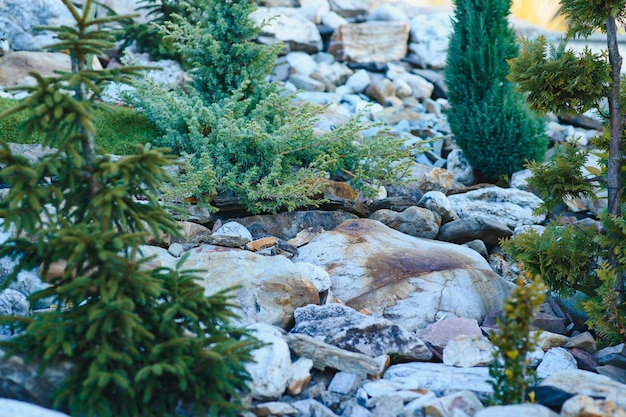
[
  {"left": 0, "top": 1, "right": 259, "bottom": 415},
  {"left": 506, "top": 0, "right": 626, "bottom": 342},
  {"left": 445, "top": 0, "right": 548, "bottom": 182}
]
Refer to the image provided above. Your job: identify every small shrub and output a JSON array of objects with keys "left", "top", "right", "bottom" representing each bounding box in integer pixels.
[
  {"left": 489, "top": 274, "right": 546, "bottom": 405},
  {"left": 128, "top": 0, "right": 418, "bottom": 214},
  {"left": 445, "top": 0, "right": 548, "bottom": 182}
]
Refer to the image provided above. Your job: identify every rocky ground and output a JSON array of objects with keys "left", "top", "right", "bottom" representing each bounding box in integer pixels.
[{"left": 0, "top": 1, "right": 625, "bottom": 417}]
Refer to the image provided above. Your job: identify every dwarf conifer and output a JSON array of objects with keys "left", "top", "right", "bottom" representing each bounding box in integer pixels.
[
  {"left": 445, "top": 0, "right": 547, "bottom": 182},
  {"left": 0, "top": 1, "right": 259, "bottom": 415},
  {"left": 506, "top": 0, "right": 626, "bottom": 343}
]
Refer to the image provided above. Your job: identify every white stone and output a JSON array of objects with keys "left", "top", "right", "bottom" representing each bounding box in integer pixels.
[
  {"left": 475, "top": 404, "right": 560, "bottom": 417},
  {"left": 288, "top": 357, "right": 314, "bottom": 396},
  {"left": 183, "top": 246, "right": 319, "bottom": 329},
  {"left": 448, "top": 186, "right": 546, "bottom": 228},
  {"left": 252, "top": 7, "right": 323, "bottom": 53},
  {"left": 540, "top": 369, "right": 626, "bottom": 400},
  {"left": 0, "top": 398, "right": 70, "bottom": 417},
  {"left": 321, "top": 11, "right": 348, "bottom": 28},
  {"left": 344, "top": 69, "right": 371, "bottom": 94},
  {"left": 391, "top": 73, "right": 434, "bottom": 100},
  {"left": 408, "top": 13, "right": 453, "bottom": 69},
  {"left": 286, "top": 51, "right": 318, "bottom": 76},
  {"left": 384, "top": 362, "right": 494, "bottom": 395},
  {"left": 367, "top": 4, "right": 409, "bottom": 22},
  {"left": 537, "top": 330, "right": 570, "bottom": 350},
  {"left": 510, "top": 169, "right": 534, "bottom": 191},
  {"left": 245, "top": 323, "right": 292, "bottom": 400},
  {"left": 298, "top": 0, "right": 331, "bottom": 24},
  {"left": 443, "top": 335, "right": 495, "bottom": 368},
  {"left": 292, "top": 261, "right": 332, "bottom": 292},
  {"left": 447, "top": 149, "right": 475, "bottom": 186},
  {"left": 537, "top": 347, "right": 578, "bottom": 379}
]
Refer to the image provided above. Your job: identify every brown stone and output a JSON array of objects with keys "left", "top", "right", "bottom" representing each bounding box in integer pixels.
[
  {"left": 246, "top": 237, "right": 278, "bottom": 252},
  {"left": 328, "top": 22, "right": 409, "bottom": 63}
]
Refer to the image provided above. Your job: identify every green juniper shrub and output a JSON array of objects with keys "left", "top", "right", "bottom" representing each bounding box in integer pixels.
[
  {"left": 506, "top": 0, "right": 626, "bottom": 343},
  {"left": 0, "top": 1, "right": 260, "bottom": 416},
  {"left": 489, "top": 274, "right": 546, "bottom": 405},
  {"left": 444, "top": 0, "right": 548, "bottom": 182},
  {"left": 128, "top": 0, "right": 418, "bottom": 214}
]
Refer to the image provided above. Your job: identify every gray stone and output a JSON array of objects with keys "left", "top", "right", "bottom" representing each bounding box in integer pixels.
[
  {"left": 367, "top": 4, "right": 409, "bottom": 22},
  {"left": 596, "top": 365, "right": 626, "bottom": 385},
  {"left": 327, "top": 371, "right": 359, "bottom": 395},
  {"left": 286, "top": 333, "right": 389, "bottom": 378},
  {"left": 0, "top": 288, "right": 29, "bottom": 317},
  {"left": 0, "top": 349, "right": 73, "bottom": 409},
  {"left": 537, "top": 347, "right": 578, "bottom": 379},
  {"left": 234, "top": 210, "right": 358, "bottom": 240},
  {"left": 293, "top": 219, "right": 513, "bottom": 332},
  {"left": 252, "top": 401, "right": 298, "bottom": 416},
  {"left": 443, "top": 335, "right": 494, "bottom": 368},
  {"left": 475, "top": 404, "right": 560, "bottom": 417},
  {"left": 0, "top": 1, "right": 74, "bottom": 51},
  {"left": 291, "top": 303, "right": 432, "bottom": 360},
  {"left": 437, "top": 217, "right": 513, "bottom": 250},
  {"left": 388, "top": 72, "right": 434, "bottom": 100},
  {"left": 417, "top": 191, "right": 459, "bottom": 224},
  {"left": 369, "top": 206, "right": 441, "bottom": 239},
  {"left": 384, "top": 362, "right": 493, "bottom": 396},
  {"left": 447, "top": 149, "right": 475, "bottom": 186},
  {"left": 289, "top": 73, "right": 327, "bottom": 92},
  {"left": 286, "top": 51, "right": 317, "bottom": 76},
  {"left": 370, "top": 394, "right": 404, "bottom": 417},
  {"left": 206, "top": 221, "right": 252, "bottom": 247},
  {"left": 0, "top": 398, "right": 70, "bottom": 417},
  {"left": 463, "top": 240, "right": 489, "bottom": 260},
  {"left": 447, "top": 186, "right": 546, "bottom": 228},
  {"left": 564, "top": 331, "right": 597, "bottom": 354},
  {"left": 292, "top": 398, "right": 339, "bottom": 417},
  {"left": 245, "top": 324, "right": 292, "bottom": 400}
]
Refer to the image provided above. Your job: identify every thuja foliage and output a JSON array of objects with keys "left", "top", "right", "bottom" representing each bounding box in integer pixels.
[
  {"left": 489, "top": 274, "right": 546, "bottom": 405},
  {"left": 129, "top": 0, "right": 415, "bottom": 213},
  {"left": 444, "top": 0, "right": 547, "bottom": 182},
  {"left": 506, "top": 0, "right": 626, "bottom": 342},
  {"left": 0, "top": 1, "right": 259, "bottom": 416}
]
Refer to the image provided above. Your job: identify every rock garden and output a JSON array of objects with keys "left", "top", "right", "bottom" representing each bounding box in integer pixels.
[{"left": 0, "top": 0, "right": 625, "bottom": 417}]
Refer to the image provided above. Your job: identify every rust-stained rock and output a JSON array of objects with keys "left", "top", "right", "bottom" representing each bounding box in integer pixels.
[
  {"left": 183, "top": 246, "right": 320, "bottom": 330},
  {"left": 246, "top": 237, "right": 278, "bottom": 252},
  {"left": 293, "top": 219, "right": 514, "bottom": 331},
  {"left": 328, "top": 21, "right": 409, "bottom": 63}
]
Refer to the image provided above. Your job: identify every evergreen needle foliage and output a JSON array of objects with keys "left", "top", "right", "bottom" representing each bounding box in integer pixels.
[
  {"left": 489, "top": 274, "right": 546, "bottom": 405},
  {"left": 128, "top": 0, "right": 416, "bottom": 214},
  {"left": 444, "top": 0, "right": 547, "bottom": 182},
  {"left": 0, "top": 1, "right": 259, "bottom": 415},
  {"left": 506, "top": 0, "right": 626, "bottom": 342}
]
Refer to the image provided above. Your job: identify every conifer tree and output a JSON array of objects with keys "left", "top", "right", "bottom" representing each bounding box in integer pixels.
[
  {"left": 445, "top": 0, "right": 548, "bottom": 182},
  {"left": 506, "top": 0, "right": 626, "bottom": 342},
  {"left": 0, "top": 1, "right": 259, "bottom": 415}
]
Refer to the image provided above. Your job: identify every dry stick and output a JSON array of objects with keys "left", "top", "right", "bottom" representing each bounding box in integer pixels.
[{"left": 606, "top": 16, "right": 625, "bottom": 304}]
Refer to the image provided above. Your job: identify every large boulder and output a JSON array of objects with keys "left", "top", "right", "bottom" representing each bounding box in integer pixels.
[
  {"left": 293, "top": 219, "right": 514, "bottom": 331},
  {"left": 179, "top": 245, "right": 320, "bottom": 329},
  {"left": 328, "top": 21, "right": 409, "bottom": 63}
]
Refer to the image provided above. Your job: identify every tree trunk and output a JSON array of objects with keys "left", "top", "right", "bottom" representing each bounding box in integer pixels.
[{"left": 606, "top": 16, "right": 625, "bottom": 303}]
